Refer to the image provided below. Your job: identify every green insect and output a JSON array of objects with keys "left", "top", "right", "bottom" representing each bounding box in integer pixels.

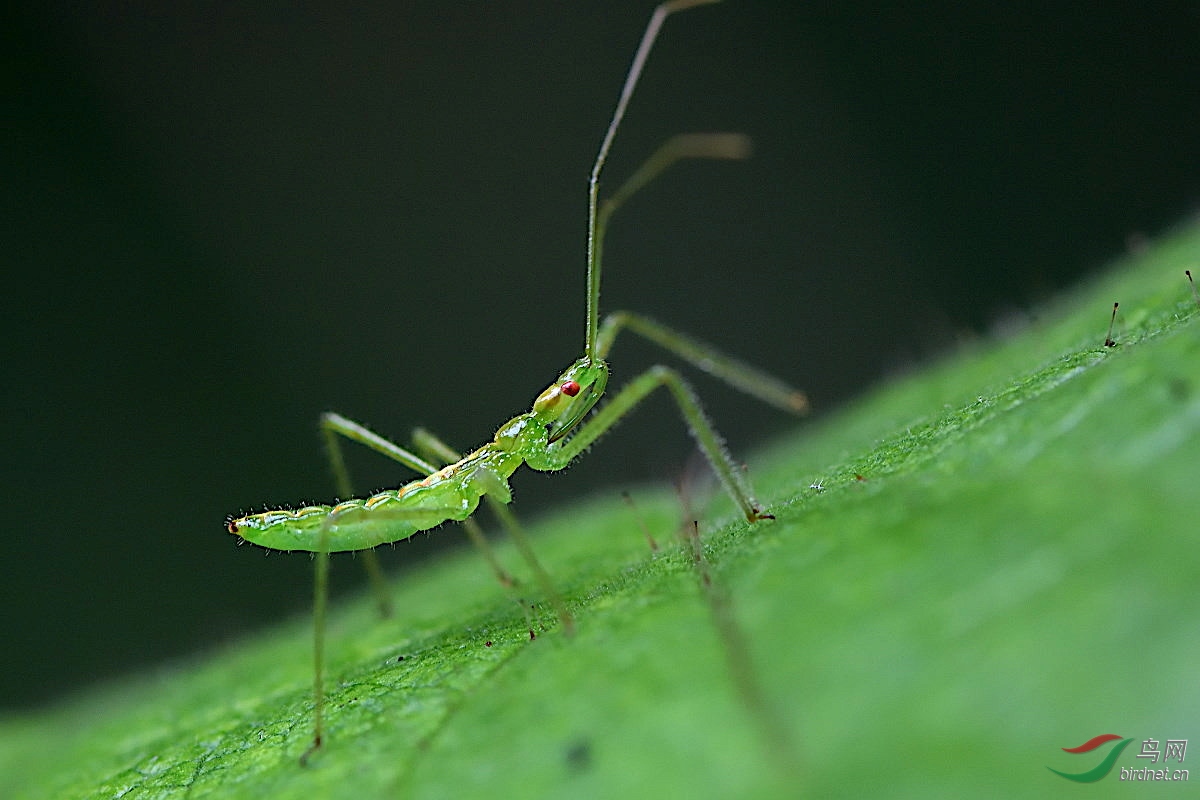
[{"left": 227, "top": 0, "right": 807, "bottom": 762}]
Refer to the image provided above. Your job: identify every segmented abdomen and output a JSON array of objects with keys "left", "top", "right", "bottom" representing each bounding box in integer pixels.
[
  {"left": 227, "top": 479, "right": 480, "bottom": 553},
  {"left": 228, "top": 443, "right": 524, "bottom": 552}
]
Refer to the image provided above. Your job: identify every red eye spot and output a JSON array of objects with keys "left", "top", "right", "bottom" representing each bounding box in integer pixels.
[{"left": 561, "top": 380, "right": 581, "bottom": 397}]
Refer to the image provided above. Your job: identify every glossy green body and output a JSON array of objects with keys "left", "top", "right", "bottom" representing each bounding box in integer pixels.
[
  {"left": 228, "top": 358, "right": 609, "bottom": 552},
  {"left": 223, "top": 1, "right": 808, "bottom": 762}
]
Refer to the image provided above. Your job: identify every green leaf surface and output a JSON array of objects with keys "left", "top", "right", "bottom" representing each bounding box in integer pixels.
[{"left": 4, "top": 224, "right": 1198, "bottom": 798}]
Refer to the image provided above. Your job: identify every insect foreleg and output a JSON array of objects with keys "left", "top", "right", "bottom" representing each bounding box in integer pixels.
[{"left": 534, "top": 365, "right": 769, "bottom": 522}]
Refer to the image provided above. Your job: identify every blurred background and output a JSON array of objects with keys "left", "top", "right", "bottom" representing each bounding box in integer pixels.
[{"left": 4, "top": 0, "right": 1198, "bottom": 709}]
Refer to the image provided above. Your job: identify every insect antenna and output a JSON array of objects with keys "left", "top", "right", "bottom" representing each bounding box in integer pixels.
[{"left": 586, "top": 0, "right": 721, "bottom": 361}]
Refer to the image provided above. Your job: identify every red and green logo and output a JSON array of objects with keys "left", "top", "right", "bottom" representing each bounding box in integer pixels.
[{"left": 1048, "top": 734, "right": 1134, "bottom": 782}]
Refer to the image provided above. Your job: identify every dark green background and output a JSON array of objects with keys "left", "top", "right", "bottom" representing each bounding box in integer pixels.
[{"left": 4, "top": 0, "right": 1197, "bottom": 709}]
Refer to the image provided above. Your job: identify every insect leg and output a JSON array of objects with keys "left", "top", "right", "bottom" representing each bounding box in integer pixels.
[
  {"left": 596, "top": 311, "right": 808, "bottom": 414},
  {"left": 322, "top": 411, "right": 440, "bottom": 474},
  {"left": 301, "top": 543, "right": 329, "bottom": 766},
  {"left": 587, "top": 132, "right": 751, "bottom": 360},
  {"left": 586, "top": 0, "right": 725, "bottom": 358},
  {"left": 401, "top": 429, "right": 514, "bottom": 589},
  {"left": 540, "top": 365, "right": 770, "bottom": 522},
  {"left": 685, "top": 521, "right": 802, "bottom": 780},
  {"left": 587, "top": 133, "right": 806, "bottom": 413},
  {"left": 300, "top": 411, "right": 450, "bottom": 764},
  {"left": 412, "top": 427, "right": 574, "bottom": 635},
  {"left": 322, "top": 412, "right": 439, "bottom": 617}
]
